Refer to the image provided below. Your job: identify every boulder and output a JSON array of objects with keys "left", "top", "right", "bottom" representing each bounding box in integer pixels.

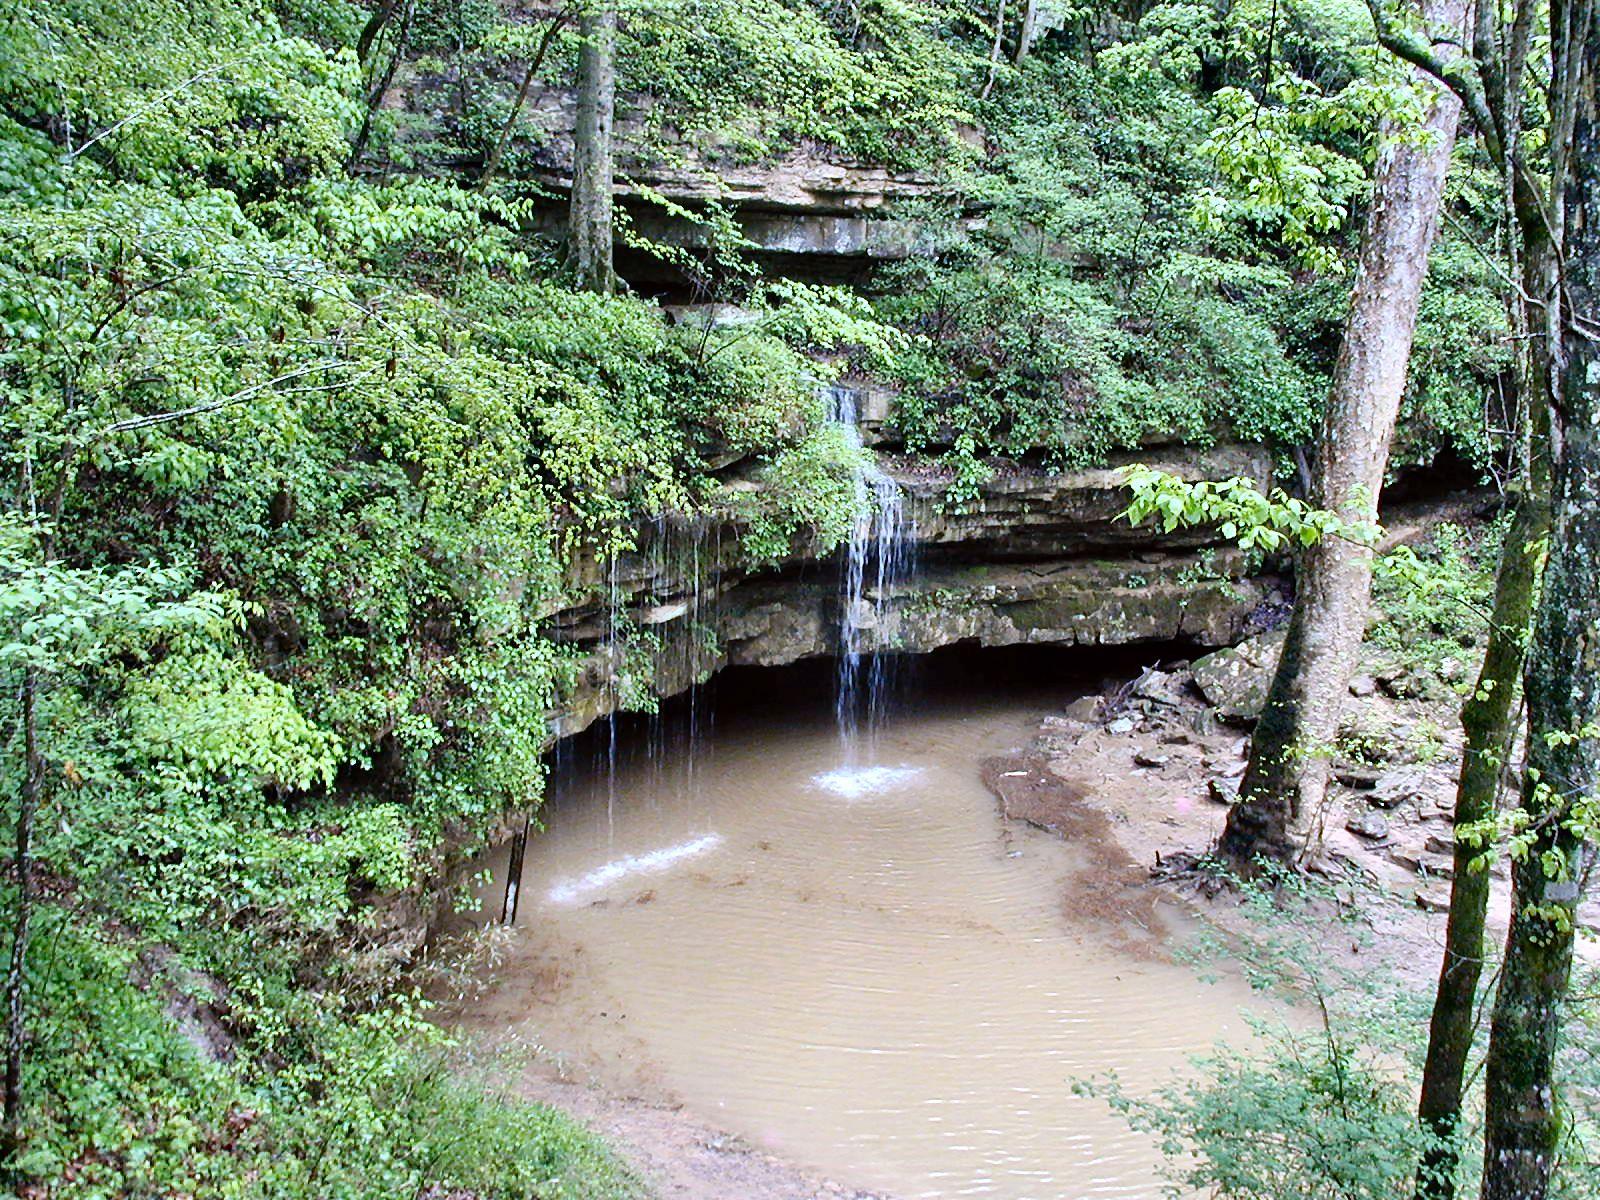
[
  {"left": 1334, "top": 765, "right": 1383, "bottom": 790},
  {"left": 1061, "top": 696, "right": 1101, "bottom": 722},
  {"left": 1208, "top": 777, "right": 1242, "bottom": 805},
  {"left": 1191, "top": 632, "right": 1286, "bottom": 723},
  {"left": 1131, "top": 669, "right": 1188, "bottom": 709},
  {"left": 1346, "top": 811, "right": 1390, "bottom": 840},
  {"left": 1368, "top": 766, "right": 1429, "bottom": 809}
]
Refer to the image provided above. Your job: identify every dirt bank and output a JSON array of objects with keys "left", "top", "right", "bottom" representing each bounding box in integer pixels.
[
  {"left": 513, "top": 1063, "right": 890, "bottom": 1200},
  {"left": 993, "top": 645, "right": 1600, "bottom": 991}
]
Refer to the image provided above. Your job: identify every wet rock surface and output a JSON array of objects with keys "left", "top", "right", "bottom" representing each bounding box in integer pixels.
[{"left": 549, "top": 448, "right": 1280, "bottom": 740}]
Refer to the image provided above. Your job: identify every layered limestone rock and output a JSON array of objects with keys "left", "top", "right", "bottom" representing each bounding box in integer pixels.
[
  {"left": 546, "top": 442, "right": 1278, "bottom": 740},
  {"left": 391, "top": 66, "right": 945, "bottom": 271}
]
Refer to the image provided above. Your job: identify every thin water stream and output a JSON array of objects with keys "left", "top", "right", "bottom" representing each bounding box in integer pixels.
[
  {"left": 453, "top": 656, "right": 1262, "bottom": 1199},
  {"left": 825, "top": 383, "right": 915, "bottom": 739}
]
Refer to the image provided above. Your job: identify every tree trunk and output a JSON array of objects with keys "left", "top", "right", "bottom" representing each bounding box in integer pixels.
[
  {"left": 1416, "top": 441, "right": 1549, "bottom": 1197},
  {"left": 1013, "top": 0, "right": 1039, "bottom": 65},
  {"left": 979, "top": 0, "right": 1007, "bottom": 100},
  {"left": 355, "top": 0, "right": 402, "bottom": 65},
  {"left": 1218, "top": 0, "right": 1466, "bottom": 866},
  {"left": 1480, "top": 11, "right": 1599, "bottom": 1193},
  {"left": 569, "top": 5, "right": 616, "bottom": 295},
  {"left": 1416, "top": 13, "right": 1559, "bottom": 1177},
  {"left": 348, "top": 0, "right": 413, "bottom": 171},
  {"left": 500, "top": 812, "right": 531, "bottom": 925},
  {"left": 2, "top": 667, "right": 40, "bottom": 1161},
  {"left": 475, "top": 14, "right": 567, "bottom": 194}
]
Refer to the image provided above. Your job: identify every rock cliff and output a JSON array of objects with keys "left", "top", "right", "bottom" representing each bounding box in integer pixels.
[{"left": 546, "top": 439, "right": 1280, "bottom": 739}]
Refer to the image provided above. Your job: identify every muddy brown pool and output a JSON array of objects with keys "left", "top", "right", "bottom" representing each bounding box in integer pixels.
[{"left": 453, "top": 664, "right": 1261, "bottom": 1198}]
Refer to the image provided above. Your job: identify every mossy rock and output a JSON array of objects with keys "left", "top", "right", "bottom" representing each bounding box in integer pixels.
[{"left": 1191, "top": 632, "right": 1285, "bottom": 723}]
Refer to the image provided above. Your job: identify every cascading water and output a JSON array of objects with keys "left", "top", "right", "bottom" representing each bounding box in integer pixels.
[
  {"left": 509, "top": 399, "right": 904, "bottom": 921},
  {"left": 823, "top": 385, "right": 916, "bottom": 742}
]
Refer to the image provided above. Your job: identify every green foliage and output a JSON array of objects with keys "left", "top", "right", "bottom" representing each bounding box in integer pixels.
[
  {"left": 6, "top": 910, "right": 638, "bottom": 1199},
  {"left": 1370, "top": 521, "right": 1499, "bottom": 699},
  {"left": 1397, "top": 237, "right": 1516, "bottom": 471},
  {"left": 1094, "top": 1035, "right": 1430, "bottom": 1199},
  {"left": 734, "top": 416, "right": 871, "bottom": 567},
  {"left": 612, "top": 0, "right": 977, "bottom": 167},
  {"left": 1121, "top": 465, "right": 1373, "bottom": 551},
  {"left": 412, "top": 0, "right": 503, "bottom": 54},
  {"left": 0, "top": 0, "right": 360, "bottom": 194},
  {"left": 1120, "top": 476, "right": 1497, "bottom": 700},
  {"left": 877, "top": 49, "right": 1330, "bottom": 493},
  {"left": 874, "top": 9, "right": 1506, "bottom": 489},
  {"left": 1194, "top": 71, "right": 1413, "bottom": 272}
]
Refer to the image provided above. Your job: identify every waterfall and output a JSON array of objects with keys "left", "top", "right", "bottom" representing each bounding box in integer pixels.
[{"left": 824, "top": 385, "right": 916, "bottom": 742}]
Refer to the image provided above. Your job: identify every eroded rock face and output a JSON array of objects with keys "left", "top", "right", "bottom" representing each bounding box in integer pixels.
[
  {"left": 461, "top": 83, "right": 943, "bottom": 216},
  {"left": 547, "top": 445, "right": 1280, "bottom": 741},
  {"left": 393, "top": 72, "right": 946, "bottom": 267},
  {"left": 904, "top": 444, "right": 1272, "bottom": 557}
]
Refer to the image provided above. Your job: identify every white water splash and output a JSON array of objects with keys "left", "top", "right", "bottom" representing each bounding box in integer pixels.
[
  {"left": 546, "top": 833, "right": 724, "bottom": 905},
  {"left": 810, "top": 763, "right": 923, "bottom": 799}
]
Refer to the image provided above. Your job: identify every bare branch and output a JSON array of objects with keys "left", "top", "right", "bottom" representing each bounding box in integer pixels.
[
  {"left": 95, "top": 360, "right": 365, "bottom": 438},
  {"left": 66, "top": 64, "right": 231, "bottom": 161}
]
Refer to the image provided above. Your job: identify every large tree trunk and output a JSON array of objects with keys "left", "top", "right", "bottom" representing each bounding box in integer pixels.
[
  {"left": 1218, "top": 0, "right": 1465, "bottom": 865},
  {"left": 1480, "top": 10, "right": 1599, "bottom": 1194},
  {"left": 2, "top": 667, "right": 40, "bottom": 1160},
  {"left": 1013, "top": 0, "right": 1039, "bottom": 65},
  {"left": 1416, "top": 1, "right": 1558, "bottom": 1181},
  {"left": 569, "top": 5, "right": 616, "bottom": 294}
]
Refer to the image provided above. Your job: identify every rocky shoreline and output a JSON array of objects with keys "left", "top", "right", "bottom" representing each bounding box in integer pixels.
[{"left": 990, "top": 632, "right": 1600, "bottom": 987}]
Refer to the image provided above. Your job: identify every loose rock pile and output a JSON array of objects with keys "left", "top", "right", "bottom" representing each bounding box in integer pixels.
[{"left": 1040, "top": 633, "right": 1482, "bottom": 912}]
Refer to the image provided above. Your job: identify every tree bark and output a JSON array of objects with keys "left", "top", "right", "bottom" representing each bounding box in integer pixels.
[
  {"left": 1416, "top": 0, "right": 1558, "bottom": 1183},
  {"left": 1480, "top": 8, "right": 1599, "bottom": 1194},
  {"left": 1013, "top": 0, "right": 1039, "bottom": 65},
  {"left": 569, "top": 5, "right": 617, "bottom": 294},
  {"left": 2, "top": 667, "right": 40, "bottom": 1162},
  {"left": 1218, "top": 0, "right": 1466, "bottom": 866}
]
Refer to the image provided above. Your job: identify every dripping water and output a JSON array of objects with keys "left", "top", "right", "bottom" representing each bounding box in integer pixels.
[{"left": 605, "top": 552, "right": 621, "bottom": 846}]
